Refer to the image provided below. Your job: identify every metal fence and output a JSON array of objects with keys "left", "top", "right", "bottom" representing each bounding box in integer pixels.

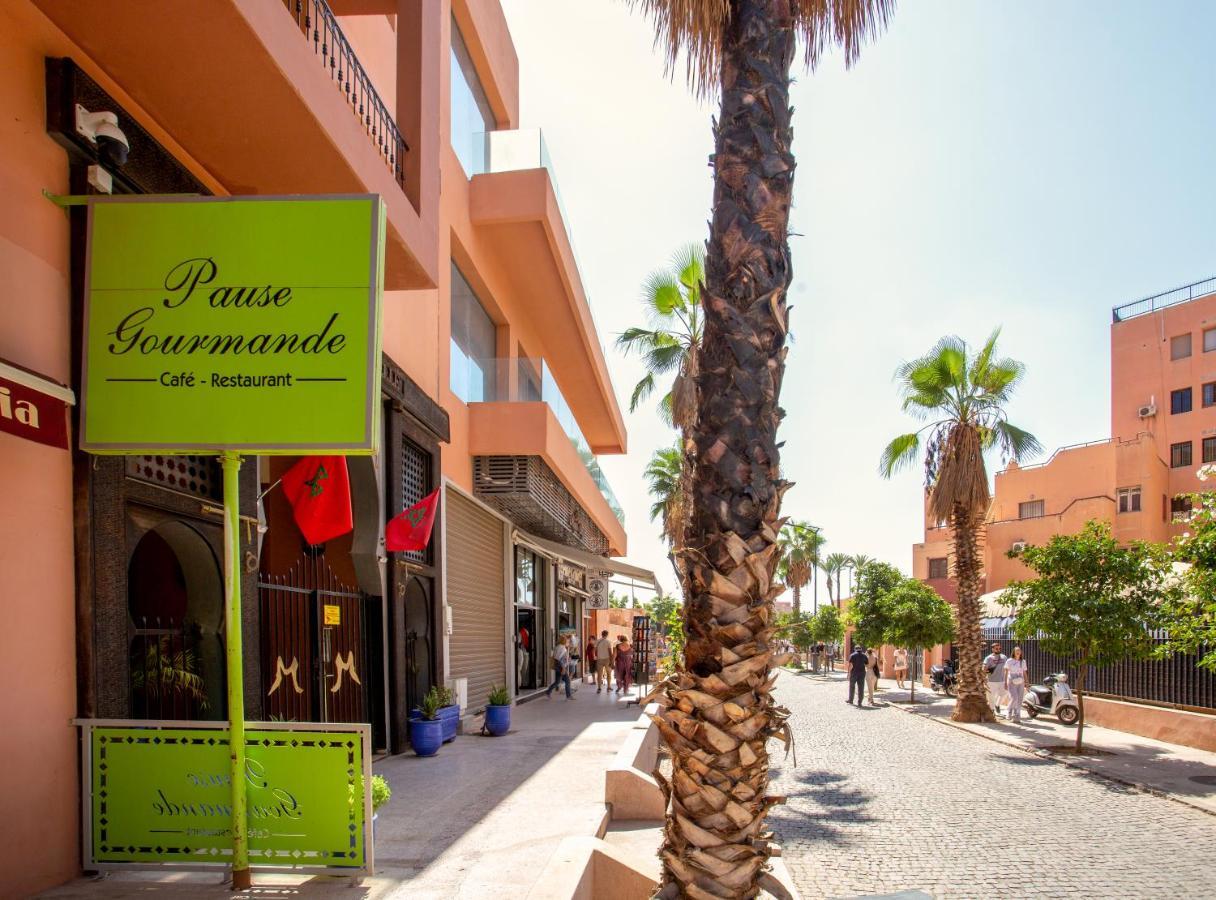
[
  {"left": 956, "top": 627, "right": 1216, "bottom": 712},
  {"left": 129, "top": 617, "right": 213, "bottom": 720},
  {"left": 1111, "top": 274, "right": 1216, "bottom": 322}
]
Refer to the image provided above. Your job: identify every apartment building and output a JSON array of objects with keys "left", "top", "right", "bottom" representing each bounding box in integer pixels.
[{"left": 1, "top": 2, "right": 642, "bottom": 893}]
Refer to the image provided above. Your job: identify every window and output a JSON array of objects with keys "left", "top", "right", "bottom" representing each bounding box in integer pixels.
[
  {"left": 1205, "top": 383, "right": 1216, "bottom": 408},
  {"left": 1018, "top": 499, "right": 1045, "bottom": 519},
  {"left": 450, "top": 262, "right": 497, "bottom": 402},
  {"left": 1171, "top": 441, "right": 1192, "bottom": 468},
  {"left": 1171, "top": 334, "right": 1192, "bottom": 360},
  {"left": 928, "top": 557, "right": 948, "bottom": 579},
  {"left": 1205, "top": 436, "right": 1216, "bottom": 464},
  {"left": 450, "top": 18, "right": 494, "bottom": 176},
  {"left": 1205, "top": 327, "right": 1216, "bottom": 353},
  {"left": 1172, "top": 496, "right": 1193, "bottom": 523},
  {"left": 1117, "top": 486, "right": 1142, "bottom": 513},
  {"left": 1171, "top": 387, "right": 1193, "bottom": 414}
]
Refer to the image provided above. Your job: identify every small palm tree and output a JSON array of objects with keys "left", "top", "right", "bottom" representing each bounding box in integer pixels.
[
  {"left": 645, "top": 444, "right": 686, "bottom": 548},
  {"left": 617, "top": 244, "right": 704, "bottom": 430},
  {"left": 849, "top": 553, "right": 873, "bottom": 596},
  {"left": 629, "top": 2, "right": 893, "bottom": 895},
  {"left": 880, "top": 329, "right": 1040, "bottom": 723},
  {"left": 823, "top": 552, "right": 852, "bottom": 607},
  {"left": 777, "top": 521, "right": 823, "bottom": 615}
]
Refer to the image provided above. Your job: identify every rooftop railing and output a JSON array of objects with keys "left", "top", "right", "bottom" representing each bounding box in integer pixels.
[
  {"left": 284, "top": 0, "right": 407, "bottom": 189},
  {"left": 1112, "top": 275, "right": 1216, "bottom": 322}
]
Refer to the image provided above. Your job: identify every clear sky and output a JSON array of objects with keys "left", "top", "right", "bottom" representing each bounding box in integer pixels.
[{"left": 500, "top": 0, "right": 1216, "bottom": 601}]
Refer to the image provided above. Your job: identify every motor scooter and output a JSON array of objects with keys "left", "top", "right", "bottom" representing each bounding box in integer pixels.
[
  {"left": 929, "top": 660, "right": 957, "bottom": 696},
  {"left": 1022, "top": 672, "right": 1080, "bottom": 725}
]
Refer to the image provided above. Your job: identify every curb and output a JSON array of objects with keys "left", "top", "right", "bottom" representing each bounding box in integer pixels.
[{"left": 887, "top": 698, "right": 1216, "bottom": 819}]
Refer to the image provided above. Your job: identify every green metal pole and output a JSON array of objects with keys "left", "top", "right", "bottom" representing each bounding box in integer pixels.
[{"left": 221, "top": 452, "right": 251, "bottom": 890}]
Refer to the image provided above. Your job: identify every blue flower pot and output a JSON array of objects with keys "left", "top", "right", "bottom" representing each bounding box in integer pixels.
[
  {"left": 485, "top": 703, "right": 511, "bottom": 736},
  {"left": 439, "top": 704, "right": 460, "bottom": 742},
  {"left": 409, "top": 717, "right": 444, "bottom": 756}
]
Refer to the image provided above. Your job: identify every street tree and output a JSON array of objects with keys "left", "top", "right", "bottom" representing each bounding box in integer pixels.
[
  {"left": 823, "top": 552, "right": 852, "bottom": 607},
  {"left": 1003, "top": 521, "right": 1173, "bottom": 752},
  {"left": 628, "top": 1, "right": 893, "bottom": 894},
  {"left": 778, "top": 521, "right": 824, "bottom": 615},
  {"left": 880, "top": 579, "right": 955, "bottom": 702},
  {"left": 846, "top": 560, "right": 903, "bottom": 650},
  {"left": 775, "top": 610, "right": 812, "bottom": 666},
  {"left": 809, "top": 605, "right": 845, "bottom": 663},
  {"left": 880, "top": 329, "right": 1041, "bottom": 722},
  {"left": 1160, "top": 466, "right": 1216, "bottom": 670}
]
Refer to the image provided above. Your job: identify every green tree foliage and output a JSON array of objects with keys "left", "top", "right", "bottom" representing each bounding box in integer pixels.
[
  {"left": 809, "top": 605, "right": 844, "bottom": 646},
  {"left": 645, "top": 445, "right": 686, "bottom": 548},
  {"left": 846, "top": 560, "right": 903, "bottom": 649},
  {"left": 881, "top": 579, "right": 955, "bottom": 701},
  {"left": 1004, "top": 521, "right": 1174, "bottom": 751},
  {"left": 775, "top": 611, "right": 813, "bottom": 666},
  {"left": 1161, "top": 476, "right": 1216, "bottom": 670},
  {"left": 778, "top": 521, "right": 825, "bottom": 615},
  {"left": 646, "top": 593, "right": 681, "bottom": 630}
]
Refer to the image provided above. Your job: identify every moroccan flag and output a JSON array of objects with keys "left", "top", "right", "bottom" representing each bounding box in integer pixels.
[
  {"left": 280, "top": 456, "right": 353, "bottom": 545},
  {"left": 386, "top": 489, "right": 441, "bottom": 552}
]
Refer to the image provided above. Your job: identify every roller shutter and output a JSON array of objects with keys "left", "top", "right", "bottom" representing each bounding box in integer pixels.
[{"left": 446, "top": 489, "right": 506, "bottom": 712}]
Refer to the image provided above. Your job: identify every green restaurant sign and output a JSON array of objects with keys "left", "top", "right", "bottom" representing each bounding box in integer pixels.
[
  {"left": 82, "top": 722, "right": 371, "bottom": 872},
  {"left": 81, "top": 195, "right": 384, "bottom": 454}
]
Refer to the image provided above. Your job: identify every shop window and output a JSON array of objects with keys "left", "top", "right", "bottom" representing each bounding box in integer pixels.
[
  {"left": 1117, "top": 486, "right": 1141, "bottom": 513},
  {"left": 450, "top": 262, "right": 497, "bottom": 403},
  {"left": 927, "top": 557, "right": 948, "bottom": 579},
  {"left": 1172, "top": 496, "right": 1193, "bottom": 523},
  {"left": 1205, "top": 436, "right": 1216, "bottom": 464},
  {"left": 1171, "top": 334, "right": 1192, "bottom": 360},
  {"left": 450, "top": 17, "right": 494, "bottom": 176},
  {"left": 1171, "top": 441, "right": 1192, "bottom": 468},
  {"left": 1171, "top": 387, "right": 1193, "bottom": 415},
  {"left": 1018, "top": 499, "right": 1045, "bottom": 519}
]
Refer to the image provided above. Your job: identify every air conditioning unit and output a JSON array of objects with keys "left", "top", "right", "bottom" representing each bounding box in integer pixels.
[
  {"left": 1011, "top": 541, "right": 1027, "bottom": 554},
  {"left": 1138, "top": 396, "right": 1157, "bottom": 418}
]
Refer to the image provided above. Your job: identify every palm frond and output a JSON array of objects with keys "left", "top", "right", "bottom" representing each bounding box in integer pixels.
[
  {"left": 642, "top": 270, "right": 686, "bottom": 316},
  {"left": 879, "top": 432, "right": 921, "bottom": 478},
  {"left": 629, "top": 372, "right": 657, "bottom": 413}
]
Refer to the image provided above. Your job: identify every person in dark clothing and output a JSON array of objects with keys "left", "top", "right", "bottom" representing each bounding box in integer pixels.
[{"left": 847, "top": 645, "right": 869, "bottom": 707}]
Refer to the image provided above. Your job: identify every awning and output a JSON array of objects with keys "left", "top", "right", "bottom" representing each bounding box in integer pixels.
[{"left": 512, "top": 529, "right": 664, "bottom": 595}]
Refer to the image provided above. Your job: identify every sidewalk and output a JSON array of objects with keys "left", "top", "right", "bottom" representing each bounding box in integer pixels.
[
  {"left": 875, "top": 680, "right": 1216, "bottom": 816},
  {"left": 40, "top": 685, "right": 641, "bottom": 899}
]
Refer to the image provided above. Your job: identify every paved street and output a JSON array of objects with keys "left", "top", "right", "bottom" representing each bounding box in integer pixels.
[{"left": 770, "top": 672, "right": 1216, "bottom": 899}]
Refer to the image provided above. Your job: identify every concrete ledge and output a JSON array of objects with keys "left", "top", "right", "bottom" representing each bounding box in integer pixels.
[
  {"left": 1084, "top": 696, "right": 1216, "bottom": 753},
  {"left": 605, "top": 707, "right": 664, "bottom": 821},
  {"left": 526, "top": 836, "right": 658, "bottom": 900}
]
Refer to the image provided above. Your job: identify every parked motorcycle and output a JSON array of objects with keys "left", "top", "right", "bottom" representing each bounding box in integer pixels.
[
  {"left": 1022, "top": 672, "right": 1080, "bottom": 725},
  {"left": 929, "top": 661, "right": 957, "bottom": 696}
]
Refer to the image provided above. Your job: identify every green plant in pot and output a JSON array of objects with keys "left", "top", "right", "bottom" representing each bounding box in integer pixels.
[
  {"left": 485, "top": 684, "right": 511, "bottom": 736},
  {"left": 409, "top": 687, "right": 444, "bottom": 756}
]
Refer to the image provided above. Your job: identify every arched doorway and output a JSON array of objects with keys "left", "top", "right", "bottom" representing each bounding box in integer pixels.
[
  {"left": 127, "top": 521, "right": 225, "bottom": 719},
  {"left": 402, "top": 574, "right": 433, "bottom": 719}
]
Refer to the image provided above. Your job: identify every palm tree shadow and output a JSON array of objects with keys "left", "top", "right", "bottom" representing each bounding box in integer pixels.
[{"left": 769, "top": 769, "right": 878, "bottom": 847}]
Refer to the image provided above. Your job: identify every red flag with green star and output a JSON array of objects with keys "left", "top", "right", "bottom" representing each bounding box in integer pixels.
[
  {"left": 385, "top": 488, "right": 441, "bottom": 552},
  {"left": 280, "top": 456, "right": 353, "bottom": 545}
]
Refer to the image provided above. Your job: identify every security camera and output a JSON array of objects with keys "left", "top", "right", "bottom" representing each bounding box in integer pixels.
[{"left": 75, "top": 104, "right": 130, "bottom": 168}]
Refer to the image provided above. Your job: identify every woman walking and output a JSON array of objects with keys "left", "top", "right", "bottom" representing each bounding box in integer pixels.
[
  {"left": 1004, "top": 645, "right": 1028, "bottom": 722},
  {"left": 545, "top": 634, "right": 573, "bottom": 700},
  {"left": 865, "top": 647, "right": 880, "bottom": 706},
  {"left": 614, "top": 635, "right": 635, "bottom": 695},
  {"left": 893, "top": 647, "right": 908, "bottom": 689}
]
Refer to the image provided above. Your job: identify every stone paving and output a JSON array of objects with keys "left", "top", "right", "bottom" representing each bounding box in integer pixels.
[{"left": 769, "top": 671, "right": 1216, "bottom": 900}]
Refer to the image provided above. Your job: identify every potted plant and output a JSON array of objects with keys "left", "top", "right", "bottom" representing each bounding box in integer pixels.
[
  {"left": 408, "top": 687, "right": 444, "bottom": 756},
  {"left": 437, "top": 685, "right": 460, "bottom": 743},
  {"left": 353, "top": 774, "right": 392, "bottom": 823},
  {"left": 484, "top": 684, "right": 511, "bottom": 736}
]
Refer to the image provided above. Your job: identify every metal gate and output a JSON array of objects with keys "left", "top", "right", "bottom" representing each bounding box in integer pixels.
[{"left": 260, "top": 552, "right": 368, "bottom": 724}]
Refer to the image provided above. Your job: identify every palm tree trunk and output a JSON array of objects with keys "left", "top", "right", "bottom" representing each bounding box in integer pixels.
[
  {"left": 812, "top": 565, "right": 818, "bottom": 613},
  {"left": 656, "top": 2, "right": 795, "bottom": 896},
  {"left": 792, "top": 582, "right": 800, "bottom": 617},
  {"left": 950, "top": 502, "right": 993, "bottom": 723}
]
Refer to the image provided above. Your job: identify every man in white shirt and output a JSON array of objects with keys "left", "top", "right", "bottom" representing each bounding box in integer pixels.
[
  {"left": 983, "top": 643, "right": 1008, "bottom": 716},
  {"left": 595, "top": 630, "right": 614, "bottom": 694}
]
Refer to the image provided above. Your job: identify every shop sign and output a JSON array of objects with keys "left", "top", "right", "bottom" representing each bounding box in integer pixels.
[
  {"left": 80, "top": 721, "right": 371, "bottom": 872},
  {"left": 323, "top": 604, "right": 341, "bottom": 626},
  {"left": 80, "top": 196, "right": 384, "bottom": 454},
  {"left": 0, "top": 360, "right": 74, "bottom": 450},
  {"left": 586, "top": 572, "right": 610, "bottom": 609}
]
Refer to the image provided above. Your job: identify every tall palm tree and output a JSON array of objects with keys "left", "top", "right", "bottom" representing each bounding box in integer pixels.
[
  {"left": 630, "top": 3, "right": 893, "bottom": 896},
  {"left": 617, "top": 244, "right": 705, "bottom": 430},
  {"left": 880, "top": 329, "right": 1040, "bottom": 723},
  {"left": 646, "top": 444, "right": 687, "bottom": 548},
  {"left": 848, "top": 553, "right": 873, "bottom": 596},
  {"left": 823, "top": 552, "right": 852, "bottom": 607},
  {"left": 777, "top": 521, "right": 823, "bottom": 616}
]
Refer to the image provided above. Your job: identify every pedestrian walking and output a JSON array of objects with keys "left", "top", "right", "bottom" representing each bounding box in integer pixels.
[
  {"left": 614, "top": 635, "right": 634, "bottom": 695},
  {"left": 893, "top": 647, "right": 908, "bottom": 689},
  {"left": 813, "top": 642, "right": 824, "bottom": 674},
  {"left": 983, "top": 642, "right": 1008, "bottom": 716},
  {"left": 584, "top": 635, "right": 597, "bottom": 680},
  {"left": 544, "top": 634, "right": 573, "bottom": 700},
  {"left": 865, "top": 647, "right": 880, "bottom": 705},
  {"left": 847, "top": 645, "right": 868, "bottom": 707},
  {"left": 594, "top": 630, "right": 614, "bottom": 693},
  {"left": 1004, "top": 645, "right": 1028, "bottom": 722}
]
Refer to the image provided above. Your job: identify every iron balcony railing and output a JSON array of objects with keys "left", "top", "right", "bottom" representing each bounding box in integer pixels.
[
  {"left": 284, "top": 0, "right": 407, "bottom": 189},
  {"left": 1112, "top": 275, "right": 1216, "bottom": 322}
]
